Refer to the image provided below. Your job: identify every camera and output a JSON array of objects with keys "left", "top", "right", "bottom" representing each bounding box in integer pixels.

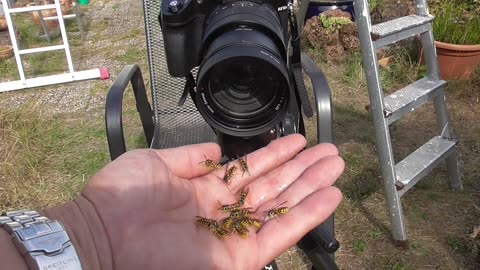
[{"left": 160, "top": 0, "right": 302, "bottom": 149}]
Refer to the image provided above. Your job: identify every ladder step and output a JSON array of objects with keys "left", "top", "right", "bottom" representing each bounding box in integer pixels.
[
  {"left": 384, "top": 78, "right": 446, "bottom": 125},
  {"left": 372, "top": 15, "right": 433, "bottom": 48},
  {"left": 395, "top": 136, "right": 457, "bottom": 197},
  {"left": 19, "top": 45, "right": 66, "bottom": 55},
  {"left": 8, "top": 4, "right": 57, "bottom": 14},
  {"left": 44, "top": 14, "right": 77, "bottom": 21}
]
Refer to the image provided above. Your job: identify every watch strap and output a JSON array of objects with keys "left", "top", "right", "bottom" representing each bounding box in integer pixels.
[{"left": 0, "top": 210, "right": 82, "bottom": 270}]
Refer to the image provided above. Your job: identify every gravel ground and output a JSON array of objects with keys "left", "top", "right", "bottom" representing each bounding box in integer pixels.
[{"left": 0, "top": 0, "right": 145, "bottom": 114}]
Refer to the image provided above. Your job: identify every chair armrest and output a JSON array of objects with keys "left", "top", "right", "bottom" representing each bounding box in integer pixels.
[
  {"left": 300, "top": 53, "right": 339, "bottom": 269},
  {"left": 105, "top": 65, "right": 154, "bottom": 160},
  {"left": 301, "top": 53, "right": 334, "bottom": 144}
]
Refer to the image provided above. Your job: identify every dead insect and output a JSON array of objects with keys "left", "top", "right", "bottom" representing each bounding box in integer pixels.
[
  {"left": 237, "top": 187, "right": 249, "bottom": 206},
  {"left": 238, "top": 155, "right": 250, "bottom": 177},
  {"left": 222, "top": 164, "right": 238, "bottom": 185},
  {"left": 217, "top": 201, "right": 247, "bottom": 212},
  {"left": 230, "top": 209, "right": 254, "bottom": 219},
  {"left": 233, "top": 222, "right": 249, "bottom": 238},
  {"left": 199, "top": 155, "right": 223, "bottom": 170},
  {"left": 250, "top": 219, "right": 263, "bottom": 229},
  {"left": 195, "top": 216, "right": 216, "bottom": 228},
  {"left": 196, "top": 216, "right": 228, "bottom": 239},
  {"left": 239, "top": 218, "right": 263, "bottom": 230},
  {"left": 214, "top": 227, "right": 229, "bottom": 239},
  {"left": 266, "top": 201, "right": 289, "bottom": 220},
  {"left": 222, "top": 217, "right": 234, "bottom": 229}
]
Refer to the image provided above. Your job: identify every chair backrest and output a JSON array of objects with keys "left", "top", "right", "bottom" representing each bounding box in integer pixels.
[{"left": 142, "top": 0, "right": 216, "bottom": 149}]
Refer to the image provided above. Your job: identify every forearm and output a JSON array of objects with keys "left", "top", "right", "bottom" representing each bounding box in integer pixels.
[{"left": 0, "top": 195, "right": 113, "bottom": 270}]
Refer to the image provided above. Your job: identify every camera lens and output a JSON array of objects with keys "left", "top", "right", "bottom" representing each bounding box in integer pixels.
[
  {"left": 196, "top": 2, "right": 290, "bottom": 137},
  {"left": 207, "top": 57, "right": 281, "bottom": 119}
]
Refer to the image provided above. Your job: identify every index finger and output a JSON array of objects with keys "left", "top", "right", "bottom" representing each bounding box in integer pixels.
[
  {"left": 205, "top": 134, "right": 307, "bottom": 193},
  {"left": 155, "top": 142, "right": 222, "bottom": 179}
]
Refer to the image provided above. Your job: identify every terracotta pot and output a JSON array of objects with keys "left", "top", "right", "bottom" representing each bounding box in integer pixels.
[
  {"left": 0, "top": 16, "right": 8, "bottom": 31},
  {"left": 28, "top": 0, "right": 72, "bottom": 29},
  {"left": 28, "top": 2, "right": 59, "bottom": 28},
  {"left": 435, "top": 41, "right": 480, "bottom": 80}
]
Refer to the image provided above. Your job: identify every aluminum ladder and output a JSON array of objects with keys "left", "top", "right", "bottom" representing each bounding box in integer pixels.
[
  {"left": 0, "top": 0, "right": 108, "bottom": 92},
  {"left": 35, "top": 0, "right": 84, "bottom": 42},
  {"left": 353, "top": 0, "right": 463, "bottom": 244}
]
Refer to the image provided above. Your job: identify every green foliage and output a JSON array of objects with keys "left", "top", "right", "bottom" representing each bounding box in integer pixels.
[
  {"left": 319, "top": 14, "right": 353, "bottom": 34},
  {"left": 431, "top": 0, "right": 480, "bottom": 44},
  {"left": 352, "top": 239, "right": 368, "bottom": 252},
  {"left": 369, "top": 0, "right": 385, "bottom": 13}
]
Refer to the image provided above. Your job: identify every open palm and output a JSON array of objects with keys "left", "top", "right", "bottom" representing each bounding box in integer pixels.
[{"left": 81, "top": 135, "right": 344, "bottom": 270}]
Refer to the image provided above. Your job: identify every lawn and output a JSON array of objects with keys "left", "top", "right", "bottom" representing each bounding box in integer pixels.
[{"left": 0, "top": 1, "right": 479, "bottom": 269}]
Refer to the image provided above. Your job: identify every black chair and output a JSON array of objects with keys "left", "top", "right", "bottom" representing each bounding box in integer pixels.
[{"left": 104, "top": 1, "right": 339, "bottom": 269}]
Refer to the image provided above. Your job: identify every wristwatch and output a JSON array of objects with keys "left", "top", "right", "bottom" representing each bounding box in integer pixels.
[{"left": 0, "top": 210, "right": 83, "bottom": 270}]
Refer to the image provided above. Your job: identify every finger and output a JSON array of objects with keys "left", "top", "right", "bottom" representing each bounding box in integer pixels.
[
  {"left": 155, "top": 142, "right": 221, "bottom": 179},
  {"left": 207, "top": 134, "right": 307, "bottom": 191},
  {"left": 255, "top": 155, "right": 344, "bottom": 213},
  {"left": 256, "top": 187, "right": 343, "bottom": 267},
  {"left": 244, "top": 143, "right": 339, "bottom": 207}
]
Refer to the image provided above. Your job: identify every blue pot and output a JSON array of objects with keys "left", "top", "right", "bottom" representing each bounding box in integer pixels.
[{"left": 305, "top": 0, "right": 355, "bottom": 22}]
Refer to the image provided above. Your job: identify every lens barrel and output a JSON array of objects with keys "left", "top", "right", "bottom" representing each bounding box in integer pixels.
[{"left": 196, "top": 1, "right": 290, "bottom": 137}]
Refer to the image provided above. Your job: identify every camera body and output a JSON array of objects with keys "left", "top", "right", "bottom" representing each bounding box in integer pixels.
[{"left": 160, "top": 0, "right": 291, "bottom": 77}]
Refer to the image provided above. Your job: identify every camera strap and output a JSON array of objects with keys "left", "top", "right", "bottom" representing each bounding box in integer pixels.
[
  {"left": 290, "top": 13, "right": 313, "bottom": 118},
  {"left": 177, "top": 72, "right": 196, "bottom": 106}
]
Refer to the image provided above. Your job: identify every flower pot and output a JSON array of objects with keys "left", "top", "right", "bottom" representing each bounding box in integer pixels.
[
  {"left": 28, "top": 0, "right": 72, "bottom": 29},
  {"left": 435, "top": 41, "right": 480, "bottom": 80}
]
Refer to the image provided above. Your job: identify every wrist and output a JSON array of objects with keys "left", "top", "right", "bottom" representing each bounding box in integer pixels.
[{"left": 40, "top": 195, "right": 114, "bottom": 270}]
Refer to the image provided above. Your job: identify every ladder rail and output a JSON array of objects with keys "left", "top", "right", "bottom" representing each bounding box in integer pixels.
[
  {"left": 53, "top": 0, "right": 74, "bottom": 73},
  {"left": 33, "top": 0, "right": 52, "bottom": 42},
  {"left": 0, "top": 0, "right": 107, "bottom": 92},
  {"left": 354, "top": 0, "right": 463, "bottom": 243},
  {"left": 2, "top": 0, "right": 26, "bottom": 82},
  {"left": 353, "top": 0, "right": 408, "bottom": 242}
]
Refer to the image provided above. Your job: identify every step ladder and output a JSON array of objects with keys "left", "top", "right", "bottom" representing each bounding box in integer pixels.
[
  {"left": 34, "top": 0, "right": 84, "bottom": 42},
  {"left": 353, "top": 0, "right": 463, "bottom": 243},
  {"left": 0, "top": 0, "right": 108, "bottom": 93}
]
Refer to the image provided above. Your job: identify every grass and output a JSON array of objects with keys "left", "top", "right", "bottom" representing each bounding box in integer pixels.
[
  {"left": 0, "top": 104, "right": 110, "bottom": 210},
  {"left": 431, "top": 0, "right": 480, "bottom": 45},
  {"left": 306, "top": 44, "right": 480, "bottom": 269},
  {"left": 1, "top": 1, "right": 480, "bottom": 269}
]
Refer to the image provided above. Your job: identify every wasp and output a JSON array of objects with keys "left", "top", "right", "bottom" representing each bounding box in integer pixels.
[
  {"left": 196, "top": 216, "right": 228, "bottom": 239},
  {"left": 217, "top": 201, "right": 249, "bottom": 212},
  {"left": 238, "top": 155, "right": 250, "bottom": 177},
  {"left": 214, "top": 227, "right": 229, "bottom": 239},
  {"left": 195, "top": 216, "right": 216, "bottom": 228},
  {"left": 221, "top": 164, "right": 237, "bottom": 185},
  {"left": 195, "top": 216, "right": 228, "bottom": 239},
  {"left": 222, "top": 217, "right": 234, "bottom": 229},
  {"left": 239, "top": 218, "right": 263, "bottom": 230},
  {"left": 266, "top": 201, "right": 289, "bottom": 220},
  {"left": 230, "top": 209, "right": 254, "bottom": 219},
  {"left": 233, "top": 222, "right": 249, "bottom": 238},
  {"left": 199, "top": 155, "right": 223, "bottom": 170},
  {"left": 237, "top": 187, "right": 249, "bottom": 206}
]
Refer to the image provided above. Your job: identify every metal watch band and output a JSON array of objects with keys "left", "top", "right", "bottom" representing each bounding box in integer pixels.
[{"left": 0, "top": 210, "right": 82, "bottom": 270}]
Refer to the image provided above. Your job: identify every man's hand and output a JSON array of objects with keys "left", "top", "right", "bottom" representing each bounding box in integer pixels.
[{"left": 82, "top": 134, "right": 344, "bottom": 270}]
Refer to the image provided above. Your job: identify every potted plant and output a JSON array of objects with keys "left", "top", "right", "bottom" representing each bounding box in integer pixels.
[{"left": 429, "top": 0, "right": 480, "bottom": 79}]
